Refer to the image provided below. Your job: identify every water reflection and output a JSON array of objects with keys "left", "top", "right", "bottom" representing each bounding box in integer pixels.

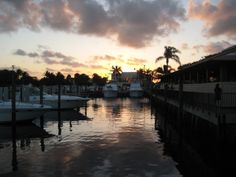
[
  {"left": 0, "top": 98, "right": 182, "bottom": 177},
  {"left": 0, "top": 123, "right": 53, "bottom": 174}
]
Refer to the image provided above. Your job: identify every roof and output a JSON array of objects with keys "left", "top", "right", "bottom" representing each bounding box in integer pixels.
[{"left": 180, "top": 45, "right": 236, "bottom": 70}]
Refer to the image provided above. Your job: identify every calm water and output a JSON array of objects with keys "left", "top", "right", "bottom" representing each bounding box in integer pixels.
[{"left": 0, "top": 98, "right": 182, "bottom": 177}]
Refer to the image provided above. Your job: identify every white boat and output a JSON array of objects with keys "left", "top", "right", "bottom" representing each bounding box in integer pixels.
[
  {"left": 0, "top": 101, "right": 51, "bottom": 124},
  {"left": 129, "top": 82, "right": 143, "bottom": 98},
  {"left": 29, "top": 94, "right": 90, "bottom": 109},
  {"left": 103, "top": 83, "right": 118, "bottom": 98}
]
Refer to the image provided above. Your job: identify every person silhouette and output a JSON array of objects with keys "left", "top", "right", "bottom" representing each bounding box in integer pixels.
[{"left": 214, "top": 83, "right": 222, "bottom": 103}]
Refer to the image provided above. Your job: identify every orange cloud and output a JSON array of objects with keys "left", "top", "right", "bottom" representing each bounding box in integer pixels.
[{"left": 188, "top": 0, "right": 236, "bottom": 38}]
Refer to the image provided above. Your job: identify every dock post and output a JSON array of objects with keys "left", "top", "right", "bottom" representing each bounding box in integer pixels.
[
  {"left": 11, "top": 66, "right": 18, "bottom": 171},
  {"left": 85, "top": 104, "right": 87, "bottom": 116},
  {"left": 178, "top": 72, "right": 184, "bottom": 142},
  {"left": 11, "top": 67, "right": 16, "bottom": 127},
  {"left": 58, "top": 84, "right": 61, "bottom": 110},
  {"left": 40, "top": 84, "right": 43, "bottom": 105},
  {"left": 40, "top": 115, "right": 45, "bottom": 152}
]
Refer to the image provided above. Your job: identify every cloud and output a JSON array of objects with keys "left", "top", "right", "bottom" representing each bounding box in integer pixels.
[
  {"left": 89, "top": 65, "right": 108, "bottom": 70},
  {"left": 188, "top": 0, "right": 236, "bottom": 38},
  {"left": 126, "top": 58, "right": 146, "bottom": 66},
  {"left": 14, "top": 48, "right": 87, "bottom": 68},
  {"left": 69, "top": 0, "right": 186, "bottom": 47},
  {"left": 181, "top": 43, "right": 189, "bottom": 50},
  {"left": 193, "top": 41, "right": 233, "bottom": 54},
  {"left": 14, "top": 49, "right": 27, "bottom": 56},
  {"left": 0, "top": 0, "right": 186, "bottom": 48},
  {"left": 61, "top": 68, "right": 73, "bottom": 72},
  {"left": 91, "top": 55, "right": 124, "bottom": 63}
]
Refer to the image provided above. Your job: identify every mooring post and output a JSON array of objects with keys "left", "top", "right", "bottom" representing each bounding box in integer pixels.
[
  {"left": 85, "top": 104, "right": 87, "bottom": 116},
  {"left": 40, "top": 84, "right": 43, "bottom": 105},
  {"left": 57, "top": 111, "right": 62, "bottom": 137},
  {"left": 58, "top": 84, "right": 61, "bottom": 110},
  {"left": 40, "top": 115, "right": 45, "bottom": 152},
  {"left": 11, "top": 66, "right": 16, "bottom": 127},
  {"left": 178, "top": 72, "right": 184, "bottom": 143},
  {"left": 11, "top": 66, "right": 17, "bottom": 171}
]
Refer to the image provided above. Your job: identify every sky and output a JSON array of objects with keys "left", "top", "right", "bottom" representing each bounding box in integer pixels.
[{"left": 0, "top": 0, "right": 235, "bottom": 78}]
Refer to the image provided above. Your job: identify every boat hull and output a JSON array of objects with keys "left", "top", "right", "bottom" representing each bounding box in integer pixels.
[
  {"left": 103, "top": 90, "right": 118, "bottom": 98},
  {"left": 30, "top": 96, "right": 89, "bottom": 109},
  {"left": 0, "top": 108, "right": 46, "bottom": 124},
  {"left": 129, "top": 91, "right": 143, "bottom": 98}
]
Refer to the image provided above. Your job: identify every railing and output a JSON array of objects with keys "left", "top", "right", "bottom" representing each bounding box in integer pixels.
[{"left": 152, "top": 88, "right": 236, "bottom": 108}]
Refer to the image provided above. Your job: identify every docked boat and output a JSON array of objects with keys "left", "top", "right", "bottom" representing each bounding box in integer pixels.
[
  {"left": 0, "top": 101, "right": 51, "bottom": 124},
  {"left": 29, "top": 94, "right": 90, "bottom": 109},
  {"left": 103, "top": 83, "right": 118, "bottom": 98},
  {"left": 129, "top": 82, "right": 143, "bottom": 98}
]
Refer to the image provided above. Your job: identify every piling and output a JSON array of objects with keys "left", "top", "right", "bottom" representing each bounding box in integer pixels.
[
  {"left": 58, "top": 84, "right": 61, "bottom": 110},
  {"left": 40, "top": 115, "right": 45, "bottom": 152},
  {"left": 11, "top": 67, "right": 17, "bottom": 171},
  {"left": 11, "top": 68, "right": 16, "bottom": 127},
  {"left": 40, "top": 84, "right": 43, "bottom": 105}
]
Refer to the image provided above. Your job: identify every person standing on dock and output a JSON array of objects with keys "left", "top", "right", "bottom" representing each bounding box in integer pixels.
[
  {"left": 214, "top": 84, "right": 222, "bottom": 103},
  {"left": 214, "top": 83, "right": 222, "bottom": 115}
]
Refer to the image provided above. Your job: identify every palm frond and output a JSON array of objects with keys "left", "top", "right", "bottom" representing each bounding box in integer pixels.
[
  {"left": 171, "top": 55, "right": 181, "bottom": 65},
  {"left": 155, "top": 56, "right": 165, "bottom": 63}
]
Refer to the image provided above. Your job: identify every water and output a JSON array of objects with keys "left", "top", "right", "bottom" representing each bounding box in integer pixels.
[{"left": 0, "top": 98, "right": 182, "bottom": 177}]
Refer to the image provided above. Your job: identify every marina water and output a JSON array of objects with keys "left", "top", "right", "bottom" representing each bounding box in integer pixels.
[{"left": 1, "top": 98, "right": 228, "bottom": 177}]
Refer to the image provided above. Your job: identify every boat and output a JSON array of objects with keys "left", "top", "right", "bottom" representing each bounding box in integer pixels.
[
  {"left": 29, "top": 94, "right": 90, "bottom": 109},
  {"left": 18, "top": 86, "right": 90, "bottom": 109},
  {"left": 0, "top": 101, "right": 51, "bottom": 124},
  {"left": 103, "top": 83, "right": 118, "bottom": 98},
  {"left": 129, "top": 82, "right": 143, "bottom": 98}
]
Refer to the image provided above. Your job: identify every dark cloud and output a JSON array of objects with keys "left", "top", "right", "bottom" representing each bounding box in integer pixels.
[
  {"left": 14, "top": 49, "right": 27, "bottom": 56},
  {"left": 40, "top": 0, "right": 74, "bottom": 31},
  {"left": 14, "top": 48, "right": 87, "bottom": 68},
  {"left": 188, "top": 0, "right": 236, "bottom": 38},
  {"left": 0, "top": 0, "right": 186, "bottom": 48},
  {"left": 0, "top": 0, "right": 41, "bottom": 32},
  {"left": 193, "top": 41, "right": 233, "bottom": 54},
  {"left": 69, "top": 0, "right": 186, "bottom": 47},
  {"left": 28, "top": 52, "right": 39, "bottom": 58}
]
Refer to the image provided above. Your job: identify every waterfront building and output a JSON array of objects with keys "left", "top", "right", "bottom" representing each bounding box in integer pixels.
[{"left": 153, "top": 45, "right": 236, "bottom": 142}]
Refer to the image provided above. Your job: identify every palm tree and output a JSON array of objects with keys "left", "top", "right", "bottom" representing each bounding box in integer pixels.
[
  {"left": 153, "top": 65, "right": 175, "bottom": 81},
  {"left": 111, "top": 66, "right": 122, "bottom": 81},
  {"left": 156, "top": 46, "right": 181, "bottom": 73}
]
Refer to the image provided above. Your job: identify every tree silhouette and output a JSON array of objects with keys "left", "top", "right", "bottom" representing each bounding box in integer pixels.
[
  {"left": 92, "top": 73, "right": 107, "bottom": 86},
  {"left": 111, "top": 66, "right": 122, "bottom": 81},
  {"left": 156, "top": 46, "right": 181, "bottom": 73},
  {"left": 153, "top": 65, "right": 175, "bottom": 80}
]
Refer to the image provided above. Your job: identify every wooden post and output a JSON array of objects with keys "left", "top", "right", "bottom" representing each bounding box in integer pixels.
[
  {"left": 58, "top": 84, "right": 61, "bottom": 110},
  {"left": 11, "top": 67, "right": 16, "bottom": 126},
  {"left": 20, "top": 86, "right": 23, "bottom": 102},
  {"left": 11, "top": 66, "right": 17, "bottom": 171},
  {"left": 40, "top": 84, "right": 43, "bottom": 105},
  {"left": 40, "top": 115, "right": 45, "bottom": 152},
  {"left": 178, "top": 72, "right": 184, "bottom": 142},
  {"left": 85, "top": 104, "right": 87, "bottom": 116},
  {"left": 58, "top": 111, "right": 62, "bottom": 136},
  {"left": 11, "top": 126, "right": 17, "bottom": 171}
]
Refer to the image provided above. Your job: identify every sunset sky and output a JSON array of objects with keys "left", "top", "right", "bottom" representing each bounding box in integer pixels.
[{"left": 0, "top": 0, "right": 235, "bottom": 78}]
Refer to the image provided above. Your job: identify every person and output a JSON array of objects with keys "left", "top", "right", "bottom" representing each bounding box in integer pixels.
[{"left": 214, "top": 83, "right": 222, "bottom": 102}]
